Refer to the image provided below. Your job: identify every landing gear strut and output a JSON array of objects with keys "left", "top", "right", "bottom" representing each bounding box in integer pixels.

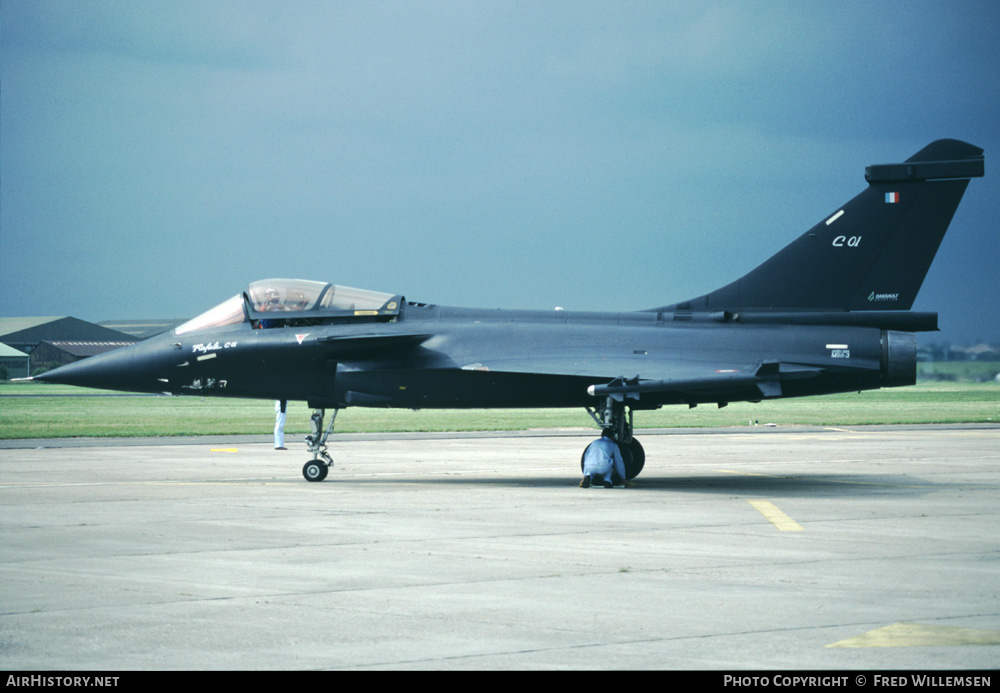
[
  {"left": 584, "top": 396, "right": 645, "bottom": 480},
  {"left": 303, "top": 407, "right": 338, "bottom": 482}
]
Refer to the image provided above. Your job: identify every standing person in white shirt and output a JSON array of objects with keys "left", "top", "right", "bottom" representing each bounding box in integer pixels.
[{"left": 274, "top": 400, "right": 288, "bottom": 450}]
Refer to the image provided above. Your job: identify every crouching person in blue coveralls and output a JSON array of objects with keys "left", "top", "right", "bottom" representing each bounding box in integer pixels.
[{"left": 580, "top": 429, "right": 627, "bottom": 488}]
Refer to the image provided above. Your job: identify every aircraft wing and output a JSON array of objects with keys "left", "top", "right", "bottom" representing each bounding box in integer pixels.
[{"left": 472, "top": 353, "right": 825, "bottom": 402}]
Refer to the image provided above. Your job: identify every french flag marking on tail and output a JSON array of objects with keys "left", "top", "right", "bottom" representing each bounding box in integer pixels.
[{"left": 885, "top": 192, "right": 899, "bottom": 203}]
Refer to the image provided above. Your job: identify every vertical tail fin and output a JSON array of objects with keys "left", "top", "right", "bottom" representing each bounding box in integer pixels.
[{"left": 659, "top": 139, "right": 984, "bottom": 313}]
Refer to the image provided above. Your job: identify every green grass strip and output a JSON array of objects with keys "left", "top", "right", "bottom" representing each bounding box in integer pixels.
[{"left": 1, "top": 381, "right": 997, "bottom": 439}]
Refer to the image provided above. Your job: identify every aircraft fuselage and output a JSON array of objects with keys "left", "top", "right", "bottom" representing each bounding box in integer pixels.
[{"left": 68, "top": 303, "right": 906, "bottom": 412}]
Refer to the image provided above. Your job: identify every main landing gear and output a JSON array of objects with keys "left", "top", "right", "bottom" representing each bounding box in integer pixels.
[
  {"left": 301, "top": 402, "right": 646, "bottom": 483},
  {"left": 303, "top": 408, "right": 338, "bottom": 482},
  {"left": 584, "top": 397, "right": 646, "bottom": 480}
]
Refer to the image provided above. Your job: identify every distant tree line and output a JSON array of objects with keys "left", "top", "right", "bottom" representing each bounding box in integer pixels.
[
  {"left": 919, "top": 341, "right": 1000, "bottom": 363},
  {"left": 917, "top": 341, "right": 1000, "bottom": 382}
]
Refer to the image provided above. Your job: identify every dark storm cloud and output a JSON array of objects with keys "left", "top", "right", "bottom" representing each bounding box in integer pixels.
[{"left": 2, "top": 1, "right": 997, "bottom": 341}]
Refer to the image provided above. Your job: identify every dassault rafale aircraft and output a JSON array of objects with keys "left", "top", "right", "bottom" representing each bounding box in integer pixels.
[{"left": 35, "top": 139, "right": 984, "bottom": 482}]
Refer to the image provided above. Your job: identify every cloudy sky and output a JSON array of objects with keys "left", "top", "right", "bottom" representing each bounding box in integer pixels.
[{"left": 2, "top": 1, "right": 997, "bottom": 342}]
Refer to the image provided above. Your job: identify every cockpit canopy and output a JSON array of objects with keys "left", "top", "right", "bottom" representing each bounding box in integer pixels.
[
  {"left": 246, "top": 279, "right": 396, "bottom": 314},
  {"left": 175, "top": 279, "right": 401, "bottom": 335}
]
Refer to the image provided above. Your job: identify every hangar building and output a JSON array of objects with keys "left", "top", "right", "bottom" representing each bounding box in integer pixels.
[
  {"left": 0, "top": 343, "right": 30, "bottom": 379},
  {"left": 0, "top": 317, "right": 137, "bottom": 375}
]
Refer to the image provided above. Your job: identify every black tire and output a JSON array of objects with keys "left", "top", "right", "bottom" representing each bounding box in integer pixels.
[
  {"left": 580, "top": 442, "right": 594, "bottom": 472},
  {"left": 624, "top": 438, "right": 645, "bottom": 480},
  {"left": 303, "top": 460, "right": 328, "bottom": 482}
]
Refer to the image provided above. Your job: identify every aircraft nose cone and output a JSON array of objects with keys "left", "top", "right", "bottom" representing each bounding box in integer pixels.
[{"left": 34, "top": 344, "right": 138, "bottom": 391}]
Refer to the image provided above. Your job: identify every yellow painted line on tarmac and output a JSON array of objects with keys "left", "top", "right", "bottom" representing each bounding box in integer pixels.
[
  {"left": 827, "top": 622, "right": 1000, "bottom": 648},
  {"left": 211, "top": 448, "right": 239, "bottom": 453},
  {"left": 748, "top": 500, "right": 803, "bottom": 531}
]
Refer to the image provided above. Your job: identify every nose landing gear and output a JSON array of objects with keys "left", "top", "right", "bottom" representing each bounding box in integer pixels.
[{"left": 303, "top": 408, "right": 337, "bottom": 482}]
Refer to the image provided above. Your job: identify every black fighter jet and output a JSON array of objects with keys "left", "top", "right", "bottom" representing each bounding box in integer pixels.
[{"left": 36, "top": 139, "right": 985, "bottom": 482}]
